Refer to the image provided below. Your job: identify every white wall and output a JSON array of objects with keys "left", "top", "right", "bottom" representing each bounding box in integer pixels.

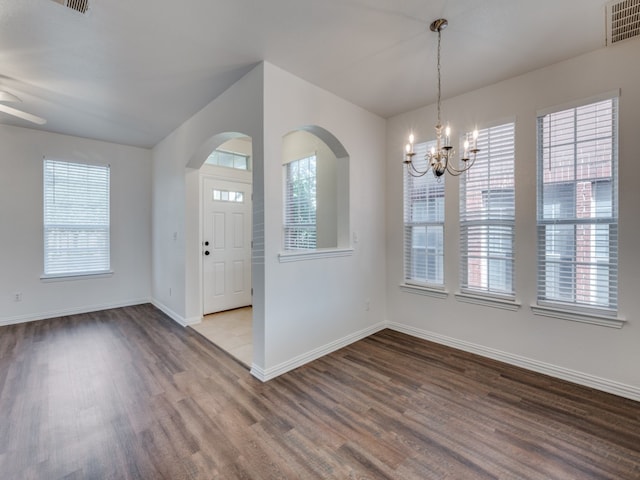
[
  {"left": 4, "top": 37, "right": 633, "bottom": 399},
  {"left": 151, "top": 63, "right": 265, "bottom": 362},
  {"left": 217, "top": 137, "right": 253, "bottom": 156},
  {"left": 386, "top": 38, "right": 640, "bottom": 399},
  {"left": 0, "top": 125, "right": 152, "bottom": 325},
  {"left": 151, "top": 61, "right": 387, "bottom": 379},
  {"left": 261, "top": 63, "right": 387, "bottom": 374}
]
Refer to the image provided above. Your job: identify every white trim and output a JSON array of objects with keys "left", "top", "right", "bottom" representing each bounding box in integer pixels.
[
  {"left": 40, "top": 271, "right": 114, "bottom": 282},
  {"left": 530, "top": 304, "right": 625, "bottom": 329},
  {"left": 151, "top": 298, "right": 190, "bottom": 327},
  {"left": 250, "top": 321, "right": 386, "bottom": 382},
  {"left": 0, "top": 298, "right": 149, "bottom": 327},
  {"left": 249, "top": 364, "right": 268, "bottom": 381},
  {"left": 43, "top": 159, "right": 111, "bottom": 278},
  {"left": 536, "top": 89, "right": 620, "bottom": 117},
  {"left": 470, "top": 115, "right": 518, "bottom": 134},
  {"left": 199, "top": 169, "right": 252, "bottom": 185},
  {"left": 387, "top": 322, "right": 640, "bottom": 402},
  {"left": 455, "top": 292, "right": 521, "bottom": 311},
  {"left": 278, "top": 248, "right": 354, "bottom": 263},
  {"left": 536, "top": 95, "right": 619, "bottom": 318},
  {"left": 282, "top": 150, "right": 317, "bottom": 166},
  {"left": 199, "top": 174, "right": 253, "bottom": 321},
  {"left": 399, "top": 283, "right": 449, "bottom": 299},
  {"left": 184, "top": 316, "right": 203, "bottom": 326}
]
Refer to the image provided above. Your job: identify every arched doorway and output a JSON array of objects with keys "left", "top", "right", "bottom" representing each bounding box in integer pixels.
[{"left": 189, "top": 133, "right": 254, "bottom": 367}]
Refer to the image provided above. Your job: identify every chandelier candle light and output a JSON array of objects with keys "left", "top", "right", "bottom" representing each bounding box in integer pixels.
[{"left": 404, "top": 18, "right": 479, "bottom": 178}]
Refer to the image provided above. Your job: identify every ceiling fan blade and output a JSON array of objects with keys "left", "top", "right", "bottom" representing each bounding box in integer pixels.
[
  {"left": 0, "top": 91, "right": 22, "bottom": 103},
  {"left": 0, "top": 103, "right": 47, "bottom": 125}
]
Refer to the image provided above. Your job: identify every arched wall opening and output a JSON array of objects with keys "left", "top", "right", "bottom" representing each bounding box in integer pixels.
[
  {"left": 281, "top": 125, "right": 350, "bottom": 251},
  {"left": 185, "top": 130, "right": 257, "bottom": 367},
  {"left": 186, "top": 131, "right": 252, "bottom": 170}
]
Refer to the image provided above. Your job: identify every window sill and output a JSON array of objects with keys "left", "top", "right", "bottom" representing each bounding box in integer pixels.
[
  {"left": 399, "top": 283, "right": 449, "bottom": 299},
  {"left": 455, "top": 291, "right": 521, "bottom": 311},
  {"left": 278, "top": 248, "right": 354, "bottom": 263},
  {"left": 41, "top": 271, "right": 114, "bottom": 282},
  {"left": 530, "top": 304, "right": 625, "bottom": 329}
]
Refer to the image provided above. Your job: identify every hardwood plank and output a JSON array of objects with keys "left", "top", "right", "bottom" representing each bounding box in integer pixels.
[{"left": 0, "top": 304, "right": 639, "bottom": 479}]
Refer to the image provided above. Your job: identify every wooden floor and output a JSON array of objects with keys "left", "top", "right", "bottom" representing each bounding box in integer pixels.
[{"left": 1, "top": 304, "right": 639, "bottom": 479}]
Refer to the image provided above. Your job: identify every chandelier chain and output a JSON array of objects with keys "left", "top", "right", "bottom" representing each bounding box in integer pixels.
[{"left": 437, "top": 28, "right": 442, "bottom": 127}]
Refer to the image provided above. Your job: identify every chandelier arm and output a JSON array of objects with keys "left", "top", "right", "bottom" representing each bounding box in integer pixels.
[
  {"left": 445, "top": 155, "right": 477, "bottom": 176},
  {"left": 408, "top": 162, "right": 432, "bottom": 177},
  {"left": 444, "top": 165, "right": 465, "bottom": 176},
  {"left": 406, "top": 154, "right": 434, "bottom": 177}
]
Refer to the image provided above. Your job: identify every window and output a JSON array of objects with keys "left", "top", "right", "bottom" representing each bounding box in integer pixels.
[
  {"left": 205, "top": 149, "right": 249, "bottom": 170},
  {"left": 284, "top": 155, "right": 317, "bottom": 249},
  {"left": 43, "top": 159, "right": 110, "bottom": 277},
  {"left": 404, "top": 140, "right": 444, "bottom": 285},
  {"left": 536, "top": 96, "right": 618, "bottom": 312},
  {"left": 213, "top": 189, "right": 244, "bottom": 203},
  {"left": 279, "top": 127, "right": 351, "bottom": 261},
  {"left": 460, "top": 122, "right": 515, "bottom": 296}
]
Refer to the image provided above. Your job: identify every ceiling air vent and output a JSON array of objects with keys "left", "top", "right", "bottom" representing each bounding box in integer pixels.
[
  {"left": 51, "top": 0, "right": 90, "bottom": 15},
  {"left": 606, "top": 0, "right": 640, "bottom": 45}
]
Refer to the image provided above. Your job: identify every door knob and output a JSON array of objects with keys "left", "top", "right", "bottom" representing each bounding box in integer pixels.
[
  {"left": 204, "top": 241, "right": 209, "bottom": 246},
  {"left": 204, "top": 250, "right": 210, "bottom": 256}
]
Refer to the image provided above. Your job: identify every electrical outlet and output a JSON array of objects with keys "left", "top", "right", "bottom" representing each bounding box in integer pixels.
[{"left": 14, "top": 292, "right": 22, "bottom": 302}]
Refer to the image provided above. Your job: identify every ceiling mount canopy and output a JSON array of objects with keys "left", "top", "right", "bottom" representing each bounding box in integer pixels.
[
  {"left": 430, "top": 18, "right": 448, "bottom": 33},
  {"left": 404, "top": 18, "right": 479, "bottom": 179}
]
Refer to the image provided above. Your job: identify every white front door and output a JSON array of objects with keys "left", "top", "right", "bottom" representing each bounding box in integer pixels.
[{"left": 202, "top": 177, "right": 252, "bottom": 315}]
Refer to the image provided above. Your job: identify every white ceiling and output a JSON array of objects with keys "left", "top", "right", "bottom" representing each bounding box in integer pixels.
[{"left": 0, "top": 0, "right": 609, "bottom": 148}]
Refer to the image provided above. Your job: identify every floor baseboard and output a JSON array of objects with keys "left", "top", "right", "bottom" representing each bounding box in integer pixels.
[{"left": 388, "top": 322, "right": 640, "bottom": 402}]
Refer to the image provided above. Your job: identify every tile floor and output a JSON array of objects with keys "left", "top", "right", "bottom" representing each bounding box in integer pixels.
[{"left": 190, "top": 306, "right": 252, "bottom": 367}]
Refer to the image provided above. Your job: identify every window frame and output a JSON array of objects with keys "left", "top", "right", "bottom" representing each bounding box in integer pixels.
[
  {"left": 205, "top": 149, "right": 250, "bottom": 171},
  {"left": 403, "top": 139, "right": 446, "bottom": 289},
  {"left": 42, "top": 159, "right": 112, "bottom": 280},
  {"left": 459, "top": 122, "right": 516, "bottom": 300},
  {"left": 534, "top": 92, "right": 620, "bottom": 324},
  {"left": 283, "top": 154, "right": 317, "bottom": 250}
]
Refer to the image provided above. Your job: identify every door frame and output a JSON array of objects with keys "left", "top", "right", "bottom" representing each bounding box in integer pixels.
[{"left": 199, "top": 167, "right": 253, "bottom": 317}]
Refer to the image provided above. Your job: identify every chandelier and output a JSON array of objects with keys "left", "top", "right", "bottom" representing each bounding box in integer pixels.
[{"left": 404, "top": 18, "right": 479, "bottom": 178}]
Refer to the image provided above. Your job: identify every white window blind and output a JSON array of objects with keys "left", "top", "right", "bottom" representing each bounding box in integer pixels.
[
  {"left": 460, "top": 123, "right": 515, "bottom": 296},
  {"left": 537, "top": 97, "right": 618, "bottom": 312},
  {"left": 43, "top": 159, "right": 110, "bottom": 277},
  {"left": 404, "top": 140, "right": 445, "bottom": 285},
  {"left": 284, "top": 155, "right": 317, "bottom": 250}
]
